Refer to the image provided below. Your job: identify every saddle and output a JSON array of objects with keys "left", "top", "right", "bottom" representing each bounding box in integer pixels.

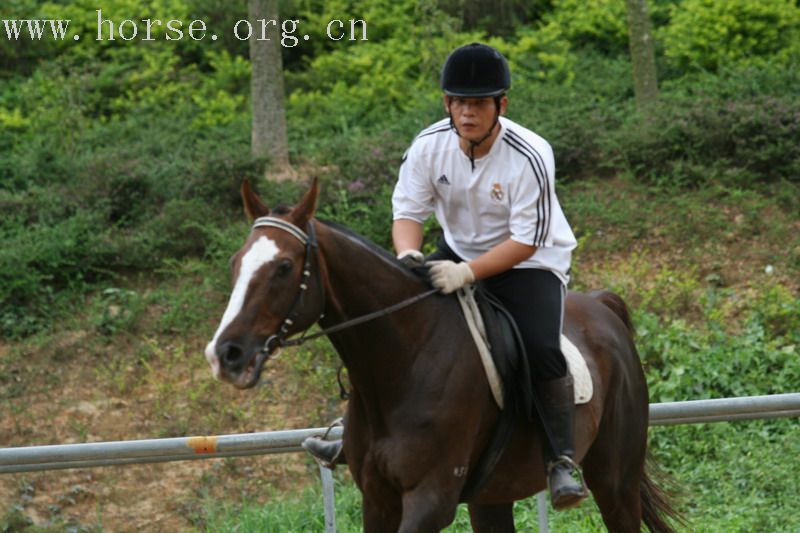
[{"left": 458, "top": 284, "right": 593, "bottom": 417}]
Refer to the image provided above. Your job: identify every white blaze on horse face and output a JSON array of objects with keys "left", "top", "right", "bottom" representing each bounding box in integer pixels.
[{"left": 204, "top": 235, "right": 280, "bottom": 377}]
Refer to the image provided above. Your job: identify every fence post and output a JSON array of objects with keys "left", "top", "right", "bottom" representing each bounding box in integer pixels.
[
  {"left": 320, "top": 465, "right": 337, "bottom": 533},
  {"left": 537, "top": 491, "right": 549, "bottom": 532}
]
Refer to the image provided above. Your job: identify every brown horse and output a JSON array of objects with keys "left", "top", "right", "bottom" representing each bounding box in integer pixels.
[{"left": 204, "top": 179, "right": 683, "bottom": 532}]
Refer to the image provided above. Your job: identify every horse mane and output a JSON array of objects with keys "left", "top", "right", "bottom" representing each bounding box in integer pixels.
[{"left": 317, "top": 219, "right": 423, "bottom": 283}]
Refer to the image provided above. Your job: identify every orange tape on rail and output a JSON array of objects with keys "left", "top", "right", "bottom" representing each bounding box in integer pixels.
[{"left": 187, "top": 436, "right": 218, "bottom": 454}]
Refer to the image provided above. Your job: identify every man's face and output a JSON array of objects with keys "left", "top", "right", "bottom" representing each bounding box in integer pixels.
[{"left": 444, "top": 95, "right": 508, "bottom": 142}]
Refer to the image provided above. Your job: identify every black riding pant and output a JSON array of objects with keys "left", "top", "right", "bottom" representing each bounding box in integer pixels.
[{"left": 429, "top": 240, "right": 568, "bottom": 381}]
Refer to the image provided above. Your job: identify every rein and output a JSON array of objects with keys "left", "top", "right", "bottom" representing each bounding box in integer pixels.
[
  {"left": 283, "top": 287, "right": 438, "bottom": 347},
  {"left": 251, "top": 216, "right": 438, "bottom": 356}
]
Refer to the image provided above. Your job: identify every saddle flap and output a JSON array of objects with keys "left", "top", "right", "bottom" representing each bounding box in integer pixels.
[{"left": 474, "top": 286, "right": 534, "bottom": 417}]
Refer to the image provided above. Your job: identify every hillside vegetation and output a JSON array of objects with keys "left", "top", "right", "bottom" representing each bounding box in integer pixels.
[{"left": 1, "top": 0, "right": 798, "bottom": 531}]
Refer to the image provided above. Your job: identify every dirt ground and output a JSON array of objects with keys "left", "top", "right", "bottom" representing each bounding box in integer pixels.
[{"left": 0, "top": 331, "right": 341, "bottom": 532}]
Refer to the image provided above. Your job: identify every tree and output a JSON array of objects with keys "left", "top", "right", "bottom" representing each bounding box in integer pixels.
[
  {"left": 625, "top": 0, "right": 659, "bottom": 112},
  {"left": 248, "top": 0, "right": 292, "bottom": 178}
]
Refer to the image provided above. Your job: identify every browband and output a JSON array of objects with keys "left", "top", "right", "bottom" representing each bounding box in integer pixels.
[{"left": 252, "top": 216, "right": 309, "bottom": 245}]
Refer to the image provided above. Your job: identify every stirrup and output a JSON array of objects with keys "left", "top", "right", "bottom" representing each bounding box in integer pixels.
[
  {"left": 547, "top": 455, "right": 589, "bottom": 509},
  {"left": 302, "top": 418, "right": 344, "bottom": 469}
]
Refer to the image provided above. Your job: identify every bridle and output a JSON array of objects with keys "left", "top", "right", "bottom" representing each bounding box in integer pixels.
[
  {"left": 251, "top": 216, "right": 323, "bottom": 356},
  {"left": 250, "top": 217, "right": 438, "bottom": 358}
]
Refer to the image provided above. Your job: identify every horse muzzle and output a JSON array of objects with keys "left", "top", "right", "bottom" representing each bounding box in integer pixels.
[{"left": 208, "top": 339, "right": 277, "bottom": 389}]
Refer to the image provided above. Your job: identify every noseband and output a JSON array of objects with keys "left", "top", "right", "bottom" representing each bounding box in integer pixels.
[{"left": 250, "top": 216, "right": 438, "bottom": 358}]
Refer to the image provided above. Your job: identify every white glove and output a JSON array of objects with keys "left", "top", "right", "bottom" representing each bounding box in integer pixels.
[
  {"left": 427, "top": 260, "right": 475, "bottom": 294},
  {"left": 397, "top": 249, "right": 425, "bottom": 263}
]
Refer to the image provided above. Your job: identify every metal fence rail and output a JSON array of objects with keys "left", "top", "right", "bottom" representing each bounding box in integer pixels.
[
  {"left": 0, "top": 427, "right": 343, "bottom": 474},
  {"left": 648, "top": 393, "right": 800, "bottom": 425},
  {"left": 1, "top": 394, "right": 798, "bottom": 474}
]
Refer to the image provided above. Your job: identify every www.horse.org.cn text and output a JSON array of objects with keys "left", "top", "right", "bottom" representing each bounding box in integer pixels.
[{"left": 2, "top": 9, "right": 369, "bottom": 47}]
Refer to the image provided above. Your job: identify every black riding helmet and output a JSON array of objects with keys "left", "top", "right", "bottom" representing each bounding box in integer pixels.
[
  {"left": 440, "top": 42, "right": 511, "bottom": 97},
  {"left": 441, "top": 43, "right": 510, "bottom": 169}
]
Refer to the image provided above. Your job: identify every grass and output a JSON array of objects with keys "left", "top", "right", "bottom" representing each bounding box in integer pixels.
[{"left": 650, "top": 420, "right": 800, "bottom": 533}]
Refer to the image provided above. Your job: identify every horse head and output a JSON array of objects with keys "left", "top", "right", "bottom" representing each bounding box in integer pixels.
[{"left": 204, "top": 178, "right": 325, "bottom": 389}]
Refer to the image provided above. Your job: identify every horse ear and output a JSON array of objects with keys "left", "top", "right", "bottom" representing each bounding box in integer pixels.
[
  {"left": 290, "top": 177, "right": 319, "bottom": 227},
  {"left": 241, "top": 179, "right": 270, "bottom": 221}
]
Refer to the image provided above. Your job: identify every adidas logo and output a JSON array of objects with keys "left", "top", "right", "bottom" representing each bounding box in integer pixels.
[{"left": 437, "top": 174, "right": 450, "bottom": 185}]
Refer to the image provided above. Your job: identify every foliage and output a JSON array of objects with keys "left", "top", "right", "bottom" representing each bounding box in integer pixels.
[
  {"left": 605, "top": 64, "right": 800, "bottom": 187},
  {"left": 0, "top": 210, "right": 108, "bottom": 337},
  {"left": 0, "top": 109, "right": 260, "bottom": 337},
  {"left": 638, "top": 298, "right": 799, "bottom": 402},
  {"left": 660, "top": 0, "right": 800, "bottom": 72},
  {"left": 3, "top": 0, "right": 800, "bottom": 340},
  {"left": 538, "top": 0, "right": 630, "bottom": 56},
  {"left": 287, "top": 0, "right": 475, "bottom": 144}
]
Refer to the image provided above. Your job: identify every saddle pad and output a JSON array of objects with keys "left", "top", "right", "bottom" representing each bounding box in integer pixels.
[{"left": 457, "top": 287, "right": 593, "bottom": 409}]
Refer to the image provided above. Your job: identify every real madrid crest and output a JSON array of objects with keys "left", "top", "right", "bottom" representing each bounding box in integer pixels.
[{"left": 490, "top": 183, "right": 504, "bottom": 201}]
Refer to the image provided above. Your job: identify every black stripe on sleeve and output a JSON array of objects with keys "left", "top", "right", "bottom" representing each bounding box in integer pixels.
[
  {"left": 502, "top": 132, "right": 552, "bottom": 246},
  {"left": 505, "top": 129, "right": 553, "bottom": 245}
]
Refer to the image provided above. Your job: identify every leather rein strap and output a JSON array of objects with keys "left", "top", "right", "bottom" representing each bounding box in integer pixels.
[{"left": 251, "top": 217, "right": 438, "bottom": 355}]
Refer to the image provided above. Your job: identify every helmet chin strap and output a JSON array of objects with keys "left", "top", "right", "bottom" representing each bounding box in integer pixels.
[{"left": 448, "top": 98, "right": 501, "bottom": 171}]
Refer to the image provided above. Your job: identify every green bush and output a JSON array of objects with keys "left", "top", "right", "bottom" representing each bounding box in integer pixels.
[
  {"left": 286, "top": 0, "right": 476, "bottom": 143},
  {"left": 606, "top": 66, "right": 800, "bottom": 187},
  {"left": 661, "top": 0, "right": 800, "bottom": 72},
  {"left": 637, "top": 283, "right": 800, "bottom": 401},
  {"left": 506, "top": 52, "right": 633, "bottom": 180},
  {"left": 540, "top": 0, "right": 630, "bottom": 55},
  {"left": 0, "top": 101, "right": 261, "bottom": 337},
  {"left": 0, "top": 210, "right": 109, "bottom": 337}
]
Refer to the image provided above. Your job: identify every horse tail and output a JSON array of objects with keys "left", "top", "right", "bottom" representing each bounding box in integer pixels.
[
  {"left": 640, "top": 452, "right": 688, "bottom": 533},
  {"left": 588, "top": 290, "right": 635, "bottom": 336},
  {"left": 590, "top": 291, "right": 687, "bottom": 531}
]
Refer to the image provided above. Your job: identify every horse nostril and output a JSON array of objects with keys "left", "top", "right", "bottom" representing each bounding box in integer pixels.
[{"left": 218, "top": 342, "right": 245, "bottom": 370}]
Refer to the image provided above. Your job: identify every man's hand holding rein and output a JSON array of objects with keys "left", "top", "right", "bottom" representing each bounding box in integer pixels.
[{"left": 427, "top": 260, "right": 475, "bottom": 294}]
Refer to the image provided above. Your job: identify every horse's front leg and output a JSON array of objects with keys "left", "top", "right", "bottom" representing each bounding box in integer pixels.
[
  {"left": 362, "top": 493, "right": 401, "bottom": 533},
  {"left": 468, "top": 502, "right": 516, "bottom": 532},
  {"left": 355, "top": 453, "right": 403, "bottom": 533},
  {"left": 397, "top": 483, "right": 461, "bottom": 533}
]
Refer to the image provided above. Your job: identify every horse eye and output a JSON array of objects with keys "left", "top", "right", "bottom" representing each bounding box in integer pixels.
[{"left": 275, "top": 260, "right": 293, "bottom": 278}]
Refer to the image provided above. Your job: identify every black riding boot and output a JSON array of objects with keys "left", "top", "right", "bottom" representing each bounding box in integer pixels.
[
  {"left": 538, "top": 375, "right": 588, "bottom": 510},
  {"left": 301, "top": 437, "right": 346, "bottom": 469}
]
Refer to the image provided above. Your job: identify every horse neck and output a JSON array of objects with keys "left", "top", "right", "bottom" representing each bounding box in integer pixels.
[{"left": 314, "top": 221, "right": 439, "bottom": 381}]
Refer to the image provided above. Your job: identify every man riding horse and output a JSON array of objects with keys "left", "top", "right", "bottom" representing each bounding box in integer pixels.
[{"left": 304, "top": 42, "right": 587, "bottom": 510}]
